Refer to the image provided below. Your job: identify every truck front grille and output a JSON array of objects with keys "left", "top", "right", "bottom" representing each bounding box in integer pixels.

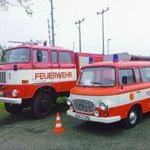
[
  {"left": 72, "top": 99, "right": 95, "bottom": 113},
  {"left": 0, "top": 72, "right": 6, "bottom": 83}
]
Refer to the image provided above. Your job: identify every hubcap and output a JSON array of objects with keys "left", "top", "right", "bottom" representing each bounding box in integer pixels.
[
  {"left": 38, "top": 97, "right": 50, "bottom": 113},
  {"left": 129, "top": 111, "right": 137, "bottom": 125}
]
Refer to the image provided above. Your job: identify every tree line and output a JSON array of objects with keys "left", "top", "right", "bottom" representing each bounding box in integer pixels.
[{"left": 0, "top": 0, "right": 33, "bottom": 16}]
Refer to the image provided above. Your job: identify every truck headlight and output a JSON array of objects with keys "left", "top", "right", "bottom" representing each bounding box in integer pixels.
[
  {"left": 99, "top": 101, "right": 108, "bottom": 111},
  {"left": 0, "top": 91, "right": 4, "bottom": 96},
  {"left": 12, "top": 89, "right": 18, "bottom": 97}
]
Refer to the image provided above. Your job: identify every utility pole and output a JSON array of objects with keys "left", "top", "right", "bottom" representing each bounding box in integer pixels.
[
  {"left": 107, "top": 38, "right": 111, "bottom": 54},
  {"left": 97, "top": 7, "right": 109, "bottom": 55},
  {"left": 47, "top": 19, "right": 51, "bottom": 46},
  {"left": 75, "top": 18, "right": 85, "bottom": 53},
  {"left": 50, "top": 0, "right": 55, "bottom": 46}
]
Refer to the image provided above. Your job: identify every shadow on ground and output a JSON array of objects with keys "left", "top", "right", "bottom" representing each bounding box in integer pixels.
[
  {"left": 74, "top": 121, "right": 123, "bottom": 136},
  {"left": 0, "top": 102, "right": 68, "bottom": 126},
  {"left": 72, "top": 111, "right": 150, "bottom": 136}
]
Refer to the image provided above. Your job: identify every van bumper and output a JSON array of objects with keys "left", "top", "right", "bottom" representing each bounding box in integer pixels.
[
  {"left": 0, "top": 97, "right": 22, "bottom": 104},
  {"left": 67, "top": 110, "right": 121, "bottom": 123}
]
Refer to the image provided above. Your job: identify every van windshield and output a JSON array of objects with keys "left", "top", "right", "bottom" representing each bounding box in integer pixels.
[
  {"left": 0, "top": 48, "right": 30, "bottom": 63},
  {"left": 78, "top": 67, "right": 115, "bottom": 87}
]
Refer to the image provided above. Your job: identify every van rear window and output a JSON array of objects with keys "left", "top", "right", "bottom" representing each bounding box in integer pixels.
[{"left": 140, "top": 67, "right": 150, "bottom": 82}]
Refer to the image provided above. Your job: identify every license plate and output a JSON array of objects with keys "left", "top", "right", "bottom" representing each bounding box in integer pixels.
[{"left": 75, "top": 113, "right": 90, "bottom": 121}]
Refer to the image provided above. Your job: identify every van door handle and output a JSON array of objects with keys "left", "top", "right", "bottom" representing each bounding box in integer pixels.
[{"left": 135, "top": 91, "right": 140, "bottom": 93}]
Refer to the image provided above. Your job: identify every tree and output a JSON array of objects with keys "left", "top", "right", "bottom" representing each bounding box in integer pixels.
[{"left": 0, "top": 0, "right": 33, "bottom": 16}]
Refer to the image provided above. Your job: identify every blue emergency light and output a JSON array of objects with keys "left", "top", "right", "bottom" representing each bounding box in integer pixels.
[
  {"left": 113, "top": 54, "right": 119, "bottom": 62},
  {"left": 43, "top": 41, "right": 47, "bottom": 46}
]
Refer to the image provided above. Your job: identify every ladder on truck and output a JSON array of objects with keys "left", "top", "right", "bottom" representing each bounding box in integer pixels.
[{"left": 104, "top": 52, "right": 150, "bottom": 61}]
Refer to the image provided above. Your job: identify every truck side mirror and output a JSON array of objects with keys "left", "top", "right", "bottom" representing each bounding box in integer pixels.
[
  {"left": 37, "top": 50, "right": 42, "bottom": 62},
  {"left": 13, "top": 64, "right": 18, "bottom": 71}
]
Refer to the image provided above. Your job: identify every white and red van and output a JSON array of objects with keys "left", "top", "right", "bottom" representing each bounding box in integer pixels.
[
  {"left": 0, "top": 44, "right": 103, "bottom": 117},
  {"left": 67, "top": 53, "right": 150, "bottom": 128}
]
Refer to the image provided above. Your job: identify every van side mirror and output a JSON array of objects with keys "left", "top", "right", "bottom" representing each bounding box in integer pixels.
[
  {"left": 122, "top": 76, "right": 127, "bottom": 84},
  {"left": 37, "top": 50, "right": 42, "bottom": 62}
]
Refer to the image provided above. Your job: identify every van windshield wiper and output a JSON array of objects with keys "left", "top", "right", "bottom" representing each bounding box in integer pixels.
[{"left": 91, "top": 82, "right": 103, "bottom": 86}]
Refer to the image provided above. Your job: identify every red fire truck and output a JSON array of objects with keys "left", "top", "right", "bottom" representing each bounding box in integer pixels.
[{"left": 0, "top": 44, "right": 103, "bottom": 118}]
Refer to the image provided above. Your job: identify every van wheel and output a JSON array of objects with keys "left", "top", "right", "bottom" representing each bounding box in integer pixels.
[
  {"left": 4, "top": 103, "right": 23, "bottom": 114},
  {"left": 123, "top": 107, "right": 141, "bottom": 128},
  {"left": 31, "top": 92, "right": 53, "bottom": 118}
]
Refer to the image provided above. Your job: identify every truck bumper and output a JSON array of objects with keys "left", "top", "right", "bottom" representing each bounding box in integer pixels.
[
  {"left": 67, "top": 110, "right": 121, "bottom": 123},
  {"left": 0, "top": 97, "right": 22, "bottom": 104}
]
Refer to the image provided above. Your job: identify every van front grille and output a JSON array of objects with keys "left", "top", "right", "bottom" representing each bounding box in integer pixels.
[{"left": 72, "top": 99, "right": 95, "bottom": 113}]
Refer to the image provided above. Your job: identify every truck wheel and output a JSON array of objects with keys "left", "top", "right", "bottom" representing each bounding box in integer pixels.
[
  {"left": 4, "top": 103, "right": 23, "bottom": 114},
  {"left": 123, "top": 107, "right": 141, "bottom": 128},
  {"left": 31, "top": 92, "right": 53, "bottom": 118}
]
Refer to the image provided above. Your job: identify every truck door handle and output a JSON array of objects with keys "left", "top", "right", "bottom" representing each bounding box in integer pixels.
[{"left": 135, "top": 91, "right": 140, "bottom": 93}]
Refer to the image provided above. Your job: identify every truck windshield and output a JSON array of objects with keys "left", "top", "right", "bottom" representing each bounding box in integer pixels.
[
  {"left": 78, "top": 67, "right": 115, "bottom": 87},
  {"left": 0, "top": 48, "right": 30, "bottom": 63}
]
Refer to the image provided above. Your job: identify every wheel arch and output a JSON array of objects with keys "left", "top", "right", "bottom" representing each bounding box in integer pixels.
[
  {"left": 33, "top": 85, "right": 57, "bottom": 104},
  {"left": 128, "top": 103, "right": 143, "bottom": 121},
  {"left": 129, "top": 103, "right": 143, "bottom": 113},
  {"left": 122, "top": 103, "right": 143, "bottom": 128}
]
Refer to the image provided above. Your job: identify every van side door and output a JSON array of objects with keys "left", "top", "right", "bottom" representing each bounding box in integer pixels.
[{"left": 117, "top": 68, "right": 136, "bottom": 116}]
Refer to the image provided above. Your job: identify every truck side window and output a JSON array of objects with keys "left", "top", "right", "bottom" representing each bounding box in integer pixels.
[
  {"left": 134, "top": 68, "right": 142, "bottom": 83},
  {"left": 119, "top": 69, "right": 135, "bottom": 85},
  {"left": 140, "top": 67, "right": 150, "bottom": 82},
  {"left": 51, "top": 51, "right": 58, "bottom": 63},
  {"left": 33, "top": 50, "right": 48, "bottom": 63},
  {"left": 59, "top": 52, "right": 71, "bottom": 63}
]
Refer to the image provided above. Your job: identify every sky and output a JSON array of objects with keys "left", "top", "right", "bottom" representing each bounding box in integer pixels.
[{"left": 0, "top": 0, "right": 150, "bottom": 55}]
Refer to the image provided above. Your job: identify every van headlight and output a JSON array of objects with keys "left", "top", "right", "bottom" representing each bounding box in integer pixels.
[
  {"left": 99, "top": 101, "right": 108, "bottom": 111},
  {"left": 67, "top": 98, "right": 72, "bottom": 106}
]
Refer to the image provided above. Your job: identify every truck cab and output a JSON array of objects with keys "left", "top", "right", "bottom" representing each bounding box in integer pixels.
[{"left": 0, "top": 44, "right": 76, "bottom": 117}]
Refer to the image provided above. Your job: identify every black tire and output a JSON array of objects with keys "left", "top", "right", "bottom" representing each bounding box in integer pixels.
[
  {"left": 123, "top": 107, "right": 141, "bottom": 129},
  {"left": 4, "top": 103, "right": 23, "bottom": 114},
  {"left": 31, "top": 92, "right": 53, "bottom": 118}
]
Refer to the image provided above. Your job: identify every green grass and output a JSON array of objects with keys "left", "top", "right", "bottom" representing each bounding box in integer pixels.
[
  {"left": 57, "top": 96, "right": 67, "bottom": 103},
  {"left": 0, "top": 102, "right": 4, "bottom": 109}
]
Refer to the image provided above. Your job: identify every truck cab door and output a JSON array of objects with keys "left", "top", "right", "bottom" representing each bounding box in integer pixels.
[{"left": 32, "top": 49, "right": 52, "bottom": 84}]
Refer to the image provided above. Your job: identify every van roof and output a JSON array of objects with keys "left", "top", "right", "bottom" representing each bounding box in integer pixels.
[{"left": 82, "top": 61, "right": 150, "bottom": 69}]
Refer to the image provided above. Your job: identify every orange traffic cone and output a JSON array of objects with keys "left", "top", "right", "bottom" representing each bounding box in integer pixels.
[{"left": 53, "top": 112, "right": 65, "bottom": 133}]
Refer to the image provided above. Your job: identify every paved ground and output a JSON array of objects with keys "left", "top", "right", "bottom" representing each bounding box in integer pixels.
[{"left": 0, "top": 103, "right": 150, "bottom": 150}]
